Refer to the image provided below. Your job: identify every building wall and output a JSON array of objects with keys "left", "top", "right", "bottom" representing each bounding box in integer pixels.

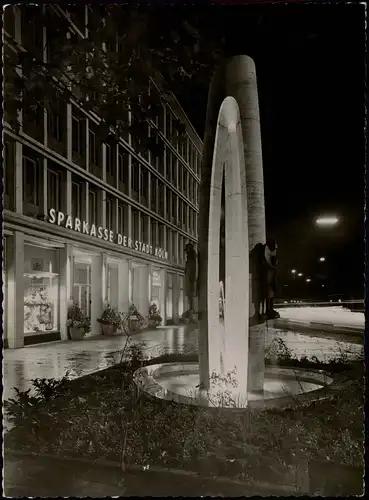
[{"left": 3, "top": 5, "right": 203, "bottom": 348}]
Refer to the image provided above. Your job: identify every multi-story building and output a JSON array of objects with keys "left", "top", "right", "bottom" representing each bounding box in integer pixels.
[{"left": 3, "top": 5, "right": 202, "bottom": 348}]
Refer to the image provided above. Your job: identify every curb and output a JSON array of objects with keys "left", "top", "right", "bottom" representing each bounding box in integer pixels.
[{"left": 5, "top": 449, "right": 298, "bottom": 494}]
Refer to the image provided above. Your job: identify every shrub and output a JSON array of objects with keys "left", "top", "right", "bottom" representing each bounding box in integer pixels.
[
  {"left": 66, "top": 304, "right": 90, "bottom": 332},
  {"left": 97, "top": 305, "right": 121, "bottom": 326}
]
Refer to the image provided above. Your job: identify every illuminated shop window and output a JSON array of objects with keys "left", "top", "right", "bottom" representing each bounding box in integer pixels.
[{"left": 24, "top": 244, "right": 60, "bottom": 336}]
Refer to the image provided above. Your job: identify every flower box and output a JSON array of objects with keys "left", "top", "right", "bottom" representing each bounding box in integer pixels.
[{"left": 70, "top": 327, "right": 85, "bottom": 341}]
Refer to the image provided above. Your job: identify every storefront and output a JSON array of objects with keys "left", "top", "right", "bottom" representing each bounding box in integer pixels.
[{"left": 4, "top": 213, "right": 185, "bottom": 348}]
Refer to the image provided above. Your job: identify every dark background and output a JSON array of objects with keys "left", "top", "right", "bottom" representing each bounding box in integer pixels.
[{"left": 178, "top": 3, "right": 365, "bottom": 299}]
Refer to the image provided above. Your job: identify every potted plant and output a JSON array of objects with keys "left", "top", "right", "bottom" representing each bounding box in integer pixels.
[
  {"left": 128, "top": 303, "right": 145, "bottom": 332},
  {"left": 66, "top": 304, "right": 90, "bottom": 340},
  {"left": 97, "top": 305, "right": 121, "bottom": 335},
  {"left": 148, "top": 303, "right": 162, "bottom": 328}
]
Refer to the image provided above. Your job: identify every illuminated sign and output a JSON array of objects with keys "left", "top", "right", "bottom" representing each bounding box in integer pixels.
[{"left": 48, "top": 209, "right": 168, "bottom": 260}]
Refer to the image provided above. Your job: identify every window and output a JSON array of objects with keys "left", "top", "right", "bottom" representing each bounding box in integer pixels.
[
  {"left": 151, "top": 177, "right": 157, "bottom": 212},
  {"left": 72, "top": 181, "right": 82, "bottom": 220},
  {"left": 88, "top": 189, "right": 97, "bottom": 226},
  {"left": 89, "top": 130, "right": 100, "bottom": 166},
  {"left": 159, "top": 224, "right": 165, "bottom": 248},
  {"left": 183, "top": 170, "right": 188, "bottom": 198},
  {"left": 158, "top": 181, "right": 165, "bottom": 217},
  {"left": 106, "top": 196, "right": 114, "bottom": 231},
  {"left": 48, "top": 104, "right": 63, "bottom": 142},
  {"left": 151, "top": 219, "right": 157, "bottom": 247},
  {"left": 47, "top": 167, "right": 61, "bottom": 212},
  {"left": 166, "top": 150, "right": 172, "bottom": 183},
  {"left": 172, "top": 231, "right": 177, "bottom": 263},
  {"left": 118, "top": 203, "right": 127, "bottom": 235},
  {"left": 4, "top": 141, "right": 14, "bottom": 208},
  {"left": 23, "top": 156, "right": 39, "bottom": 206},
  {"left": 172, "top": 194, "right": 177, "bottom": 224},
  {"left": 140, "top": 169, "right": 148, "bottom": 206},
  {"left": 72, "top": 116, "right": 85, "bottom": 155},
  {"left": 132, "top": 161, "right": 139, "bottom": 197},
  {"left": 132, "top": 209, "right": 139, "bottom": 241},
  {"left": 105, "top": 143, "right": 115, "bottom": 177},
  {"left": 118, "top": 149, "right": 129, "bottom": 188},
  {"left": 166, "top": 189, "right": 171, "bottom": 221},
  {"left": 140, "top": 215, "right": 144, "bottom": 242},
  {"left": 172, "top": 157, "right": 177, "bottom": 187},
  {"left": 165, "top": 108, "right": 172, "bottom": 138},
  {"left": 183, "top": 203, "right": 187, "bottom": 230},
  {"left": 24, "top": 244, "right": 60, "bottom": 335}
]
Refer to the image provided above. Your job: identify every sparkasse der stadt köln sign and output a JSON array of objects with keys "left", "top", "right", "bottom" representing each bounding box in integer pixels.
[{"left": 48, "top": 208, "right": 168, "bottom": 260}]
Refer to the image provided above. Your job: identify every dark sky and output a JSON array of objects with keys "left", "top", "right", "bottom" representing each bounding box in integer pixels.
[{"left": 177, "top": 3, "right": 365, "bottom": 297}]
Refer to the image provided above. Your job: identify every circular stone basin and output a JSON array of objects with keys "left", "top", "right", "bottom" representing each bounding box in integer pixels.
[{"left": 134, "top": 362, "right": 333, "bottom": 409}]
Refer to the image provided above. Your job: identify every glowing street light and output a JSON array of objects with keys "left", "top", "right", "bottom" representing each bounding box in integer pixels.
[
  {"left": 297, "top": 273, "right": 303, "bottom": 277},
  {"left": 291, "top": 269, "right": 297, "bottom": 274},
  {"left": 315, "top": 216, "right": 339, "bottom": 226},
  {"left": 306, "top": 278, "right": 311, "bottom": 283},
  {"left": 319, "top": 257, "right": 326, "bottom": 262}
]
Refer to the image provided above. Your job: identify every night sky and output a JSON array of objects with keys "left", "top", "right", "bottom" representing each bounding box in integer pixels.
[{"left": 177, "top": 3, "right": 365, "bottom": 298}]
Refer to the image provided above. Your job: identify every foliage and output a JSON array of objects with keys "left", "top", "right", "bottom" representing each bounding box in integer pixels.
[
  {"left": 97, "top": 305, "right": 121, "bottom": 326},
  {"left": 4, "top": 5, "right": 225, "bottom": 144},
  {"left": 148, "top": 303, "right": 162, "bottom": 327},
  {"left": 66, "top": 304, "right": 91, "bottom": 332}
]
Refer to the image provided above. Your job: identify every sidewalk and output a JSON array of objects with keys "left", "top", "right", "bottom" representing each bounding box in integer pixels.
[{"left": 4, "top": 451, "right": 280, "bottom": 497}]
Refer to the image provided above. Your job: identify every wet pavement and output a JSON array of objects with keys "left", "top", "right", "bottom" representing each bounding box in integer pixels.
[{"left": 4, "top": 321, "right": 362, "bottom": 407}]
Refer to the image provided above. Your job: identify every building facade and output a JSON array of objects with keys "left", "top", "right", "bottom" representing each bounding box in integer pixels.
[{"left": 3, "top": 5, "right": 202, "bottom": 348}]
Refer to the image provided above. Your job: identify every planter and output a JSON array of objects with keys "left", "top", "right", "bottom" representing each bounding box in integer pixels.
[
  {"left": 101, "top": 323, "right": 118, "bottom": 336},
  {"left": 69, "top": 327, "right": 85, "bottom": 341}
]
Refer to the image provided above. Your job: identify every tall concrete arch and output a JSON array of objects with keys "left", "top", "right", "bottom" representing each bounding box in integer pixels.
[
  {"left": 207, "top": 96, "right": 249, "bottom": 396},
  {"left": 198, "top": 55, "right": 266, "bottom": 394}
]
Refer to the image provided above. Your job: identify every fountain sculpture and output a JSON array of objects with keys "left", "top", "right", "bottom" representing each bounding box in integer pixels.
[{"left": 135, "top": 56, "right": 333, "bottom": 408}]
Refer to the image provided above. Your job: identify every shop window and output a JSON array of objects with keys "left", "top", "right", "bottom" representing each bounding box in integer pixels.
[
  {"left": 47, "top": 167, "right": 61, "bottom": 212},
  {"left": 73, "top": 261, "right": 91, "bottom": 320},
  {"left": 88, "top": 188, "right": 97, "bottom": 226},
  {"left": 107, "top": 263, "right": 119, "bottom": 311},
  {"left": 166, "top": 272, "right": 173, "bottom": 320},
  {"left": 72, "top": 180, "right": 82, "bottom": 220},
  {"left": 24, "top": 244, "right": 60, "bottom": 336},
  {"left": 179, "top": 275, "right": 184, "bottom": 317},
  {"left": 151, "top": 269, "right": 161, "bottom": 310}
]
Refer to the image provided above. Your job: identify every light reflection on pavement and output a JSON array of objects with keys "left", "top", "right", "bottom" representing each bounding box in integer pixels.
[{"left": 3, "top": 320, "right": 363, "bottom": 432}]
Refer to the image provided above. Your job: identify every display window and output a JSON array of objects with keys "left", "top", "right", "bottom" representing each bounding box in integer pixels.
[
  {"left": 23, "top": 243, "right": 60, "bottom": 335},
  {"left": 166, "top": 271, "right": 173, "bottom": 320},
  {"left": 179, "top": 275, "right": 184, "bottom": 317},
  {"left": 73, "top": 261, "right": 92, "bottom": 320},
  {"left": 107, "top": 262, "right": 119, "bottom": 311}
]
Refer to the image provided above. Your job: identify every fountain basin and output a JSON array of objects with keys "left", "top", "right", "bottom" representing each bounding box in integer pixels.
[{"left": 134, "top": 362, "right": 333, "bottom": 410}]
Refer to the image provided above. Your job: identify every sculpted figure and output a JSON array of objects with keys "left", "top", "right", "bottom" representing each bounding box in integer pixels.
[
  {"left": 184, "top": 242, "right": 197, "bottom": 314},
  {"left": 250, "top": 239, "right": 280, "bottom": 323}
]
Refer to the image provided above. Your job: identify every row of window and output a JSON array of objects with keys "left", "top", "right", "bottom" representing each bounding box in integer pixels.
[{"left": 4, "top": 142, "right": 198, "bottom": 258}]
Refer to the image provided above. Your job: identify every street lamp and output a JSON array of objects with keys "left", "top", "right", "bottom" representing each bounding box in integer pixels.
[
  {"left": 315, "top": 216, "right": 339, "bottom": 226},
  {"left": 291, "top": 269, "right": 297, "bottom": 274},
  {"left": 297, "top": 272, "right": 303, "bottom": 277},
  {"left": 319, "top": 257, "right": 326, "bottom": 262},
  {"left": 306, "top": 278, "right": 311, "bottom": 283}
]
